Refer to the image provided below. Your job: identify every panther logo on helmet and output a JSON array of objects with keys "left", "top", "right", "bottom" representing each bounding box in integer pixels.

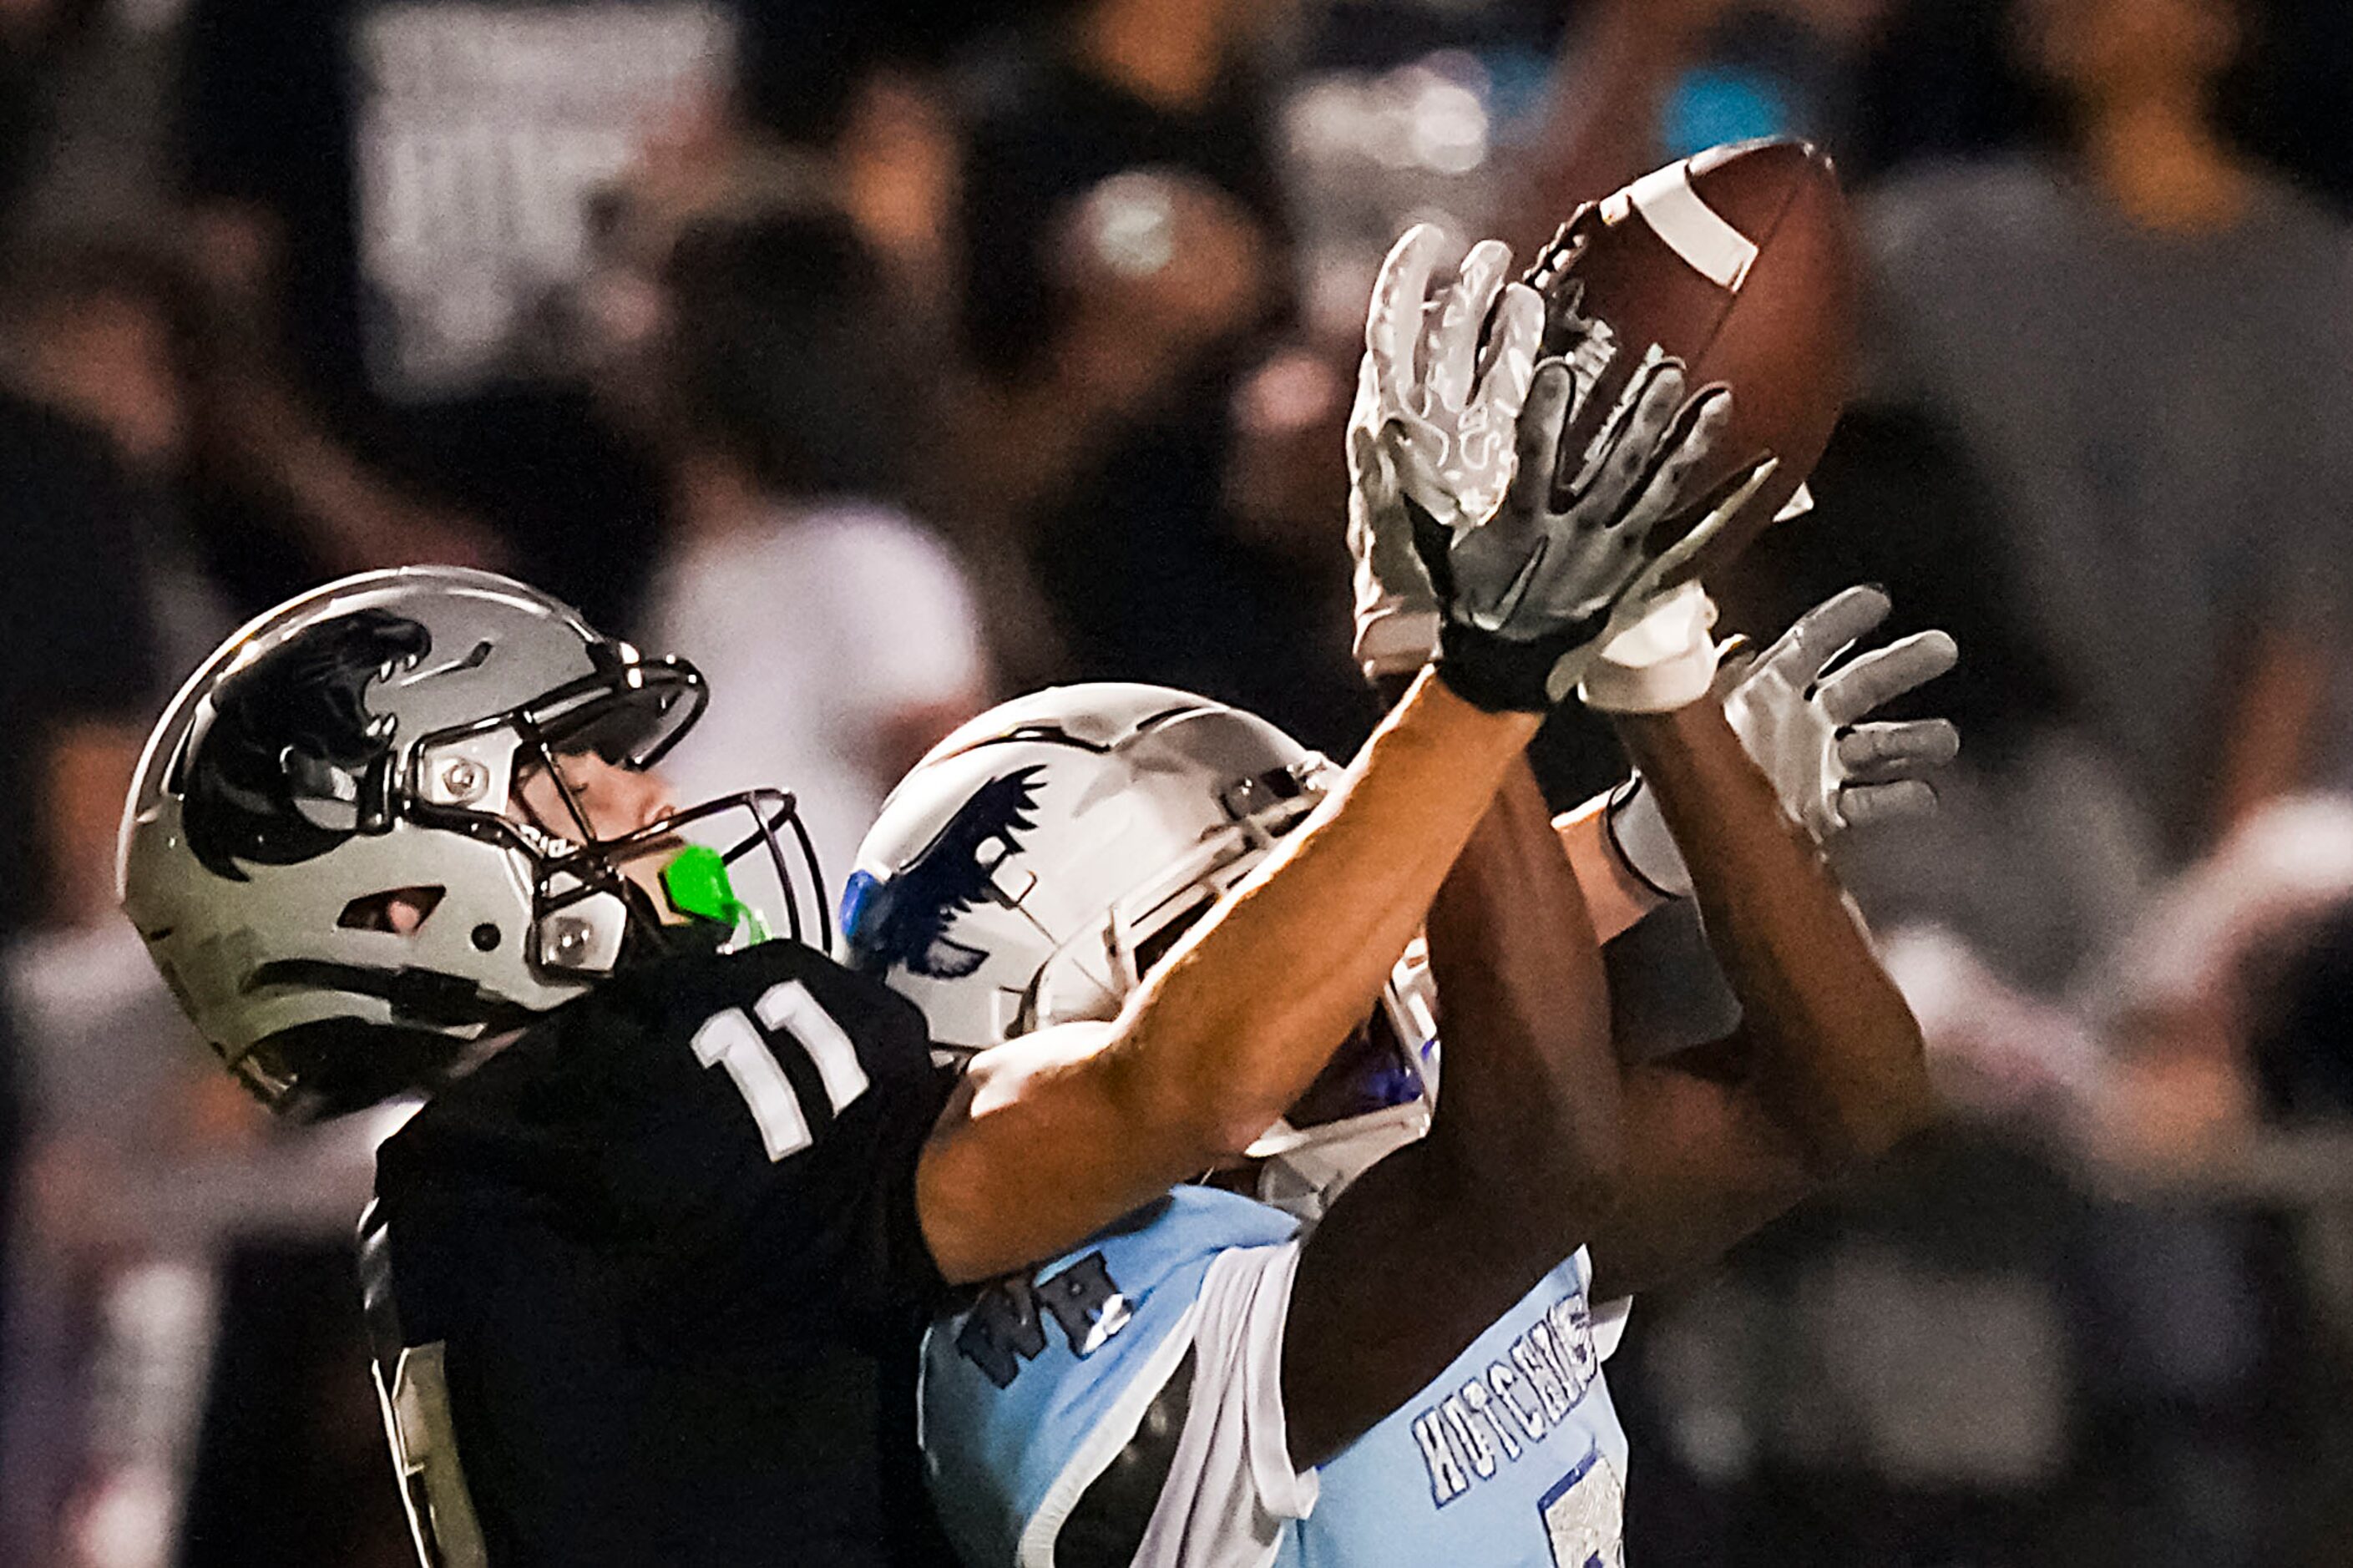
[{"left": 182, "top": 609, "right": 432, "bottom": 880}]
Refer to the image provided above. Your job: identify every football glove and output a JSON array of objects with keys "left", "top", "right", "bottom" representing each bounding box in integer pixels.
[
  {"left": 1411, "top": 349, "right": 1748, "bottom": 712},
  {"left": 1607, "top": 584, "right": 1962, "bottom": 897},
  {"left": 1346, "top": 225, "right": 1543, "bottom": 678}
]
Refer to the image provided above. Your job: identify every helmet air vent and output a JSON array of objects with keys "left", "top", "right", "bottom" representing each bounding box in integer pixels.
[{"left": 338, "top": 886, "right": 447, "bottom": 933}]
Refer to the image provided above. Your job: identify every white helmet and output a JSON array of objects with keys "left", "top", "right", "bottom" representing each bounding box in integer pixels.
[
  {"left": 837, "top": 683, "right": 1437, "bottom": 1216},
  {"left": 119, "top": 567, "right": 821, "bottom": 1117}
]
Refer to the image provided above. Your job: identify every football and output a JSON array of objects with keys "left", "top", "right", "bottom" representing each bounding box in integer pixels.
[{"left": 1522, "top": 137, "right": 1857, "bottom": 579}]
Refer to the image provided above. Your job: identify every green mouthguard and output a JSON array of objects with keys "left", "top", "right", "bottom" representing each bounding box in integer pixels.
[{"left": 661, "top": 845, "right": 772, "bottom": 943}]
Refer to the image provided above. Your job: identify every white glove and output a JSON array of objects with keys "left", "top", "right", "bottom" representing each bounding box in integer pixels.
[
  {"left": 1347, "top": 225, "right": 1543, "bottom": 679},
  {"left": 1417, "top": 357, "right": 1746, "bottom": 711},
  {"left": 1608, "top": 584, "right": 1961, "bottom": 897}
]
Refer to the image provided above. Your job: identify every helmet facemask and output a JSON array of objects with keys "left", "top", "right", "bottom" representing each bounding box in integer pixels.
[
  {"left": 1015, "top": 766, "right": 1321, "bottom": 1039},
  {"left": 407, "top": 657, "right": 831, "bottom": 982}
]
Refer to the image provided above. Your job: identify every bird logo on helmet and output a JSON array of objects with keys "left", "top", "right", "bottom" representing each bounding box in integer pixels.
[{"left": 838, "top": 765, "right": 1047, "bottom": 982}]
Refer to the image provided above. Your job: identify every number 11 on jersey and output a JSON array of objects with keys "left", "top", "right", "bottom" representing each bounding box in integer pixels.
[{"left": 690, "top": 980, "right": 872, "bottom": 1160}]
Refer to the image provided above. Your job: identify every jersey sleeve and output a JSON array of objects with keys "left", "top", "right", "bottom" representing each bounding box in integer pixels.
[
  {"left": 1591, "top": 1298, "right": 1632, "bottom": 1363},
  {"left": 1129, "top": 1238, "right": 1318, "bottom": 1568}
]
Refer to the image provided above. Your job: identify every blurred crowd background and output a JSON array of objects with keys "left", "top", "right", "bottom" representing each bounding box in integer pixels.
[{"left": 1, "top": 0, "right": 2350, "bottom": 1562}]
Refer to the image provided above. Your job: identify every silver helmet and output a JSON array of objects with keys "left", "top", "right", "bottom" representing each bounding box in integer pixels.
[
  {"left": 837, "top": 683, "right": 1436, "bottom": 1216},
  {"left": 119, "top": 566, "right": 820, "bottom": 1117}
]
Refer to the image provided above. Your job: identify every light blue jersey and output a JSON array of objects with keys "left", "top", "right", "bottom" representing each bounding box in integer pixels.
[
  {"left": 921, "top": 1183, "right": 1626, "bottom": 1568},
  {"left": 922, "top": 1186, "right": 1301, "bottom": 1566},
  {"left": 1280, "top": 1248, "right": 1627, "bottom": 1568}
]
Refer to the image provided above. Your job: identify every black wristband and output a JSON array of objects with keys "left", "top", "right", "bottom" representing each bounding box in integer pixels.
[
  {"left": 1405, "top": 483, "right": 1615, "bottom": 712},
  {"left": 1432, "top": 616, "right": 1604, "bottom": 713}
]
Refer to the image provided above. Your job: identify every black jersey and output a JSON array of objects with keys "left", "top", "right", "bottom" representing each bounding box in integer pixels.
[{"left": 361, "top": 938, "right": 959, "bottom": 1567}]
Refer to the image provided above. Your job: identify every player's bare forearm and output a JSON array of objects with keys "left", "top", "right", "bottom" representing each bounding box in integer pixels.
[
  {"left": 918, "top": 670, "right": 1539, "bottom": 1284},
  {"left": 1421, "top": 762, "right": 1625, "bottom": 1213},
  {"left": 1108, "top": 670, "right": 1538, "bottom": 1146},
  {"left": 1283, "top": 756, "right": 1620, "bottom": 1467},
  {"left": 1626, "top": 701, "right": 1929, "bottom": 1166},
  {"left": 1587, "top": 701, "right": 1933, "bottom": 1298},
  {"left": 1380, "top": 707, "right": 1664, "bottom": 948}
]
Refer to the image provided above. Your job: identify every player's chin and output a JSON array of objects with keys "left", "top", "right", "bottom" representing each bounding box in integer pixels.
[{"left": 616, "top": 837, "right": 691, "bottom": 899}]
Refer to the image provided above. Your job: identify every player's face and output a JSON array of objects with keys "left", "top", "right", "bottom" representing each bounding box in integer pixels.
[
  {"left": 513, "top": 750, "right": 677, "bottom": 840},
  {"left": 511, "top": 751, "right": 682, "bottom": 908},
  {"left": 510, "top": 751, "right": 672, "bottom": 842}
]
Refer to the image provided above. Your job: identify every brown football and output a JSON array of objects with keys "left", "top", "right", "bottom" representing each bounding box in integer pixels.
[{"left": 1522, "top": 138, "right": 1857, "bottom": 580}]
